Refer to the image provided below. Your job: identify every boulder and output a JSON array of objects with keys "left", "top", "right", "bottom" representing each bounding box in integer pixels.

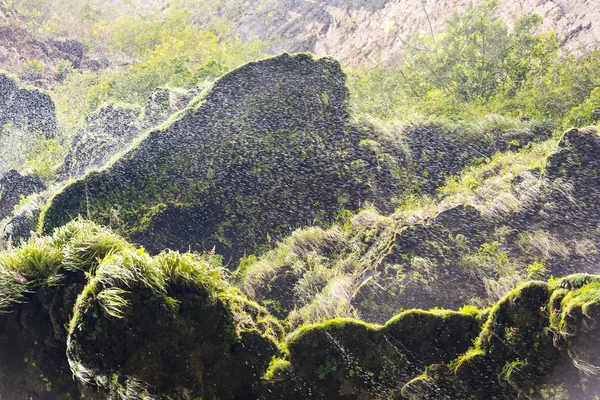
[
  {"left": 0, "top": 73, "right": 57, "bottom": 138},
  {"left": 0, "top": 169, "right": 45, "bottom": 220},
  {"left": 402, "top": 277, "right": 600, "bottom": 399}
]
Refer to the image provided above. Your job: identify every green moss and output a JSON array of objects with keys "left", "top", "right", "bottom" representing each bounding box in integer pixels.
[
  {"left": 275, "top": 309, "right": 480, "bottom": 398},
  {"left": 66, "top": 241, "right": 279, "bottom": 398},
  {"left": 401, "top": 275, "right": 600, "bottom": 399}
]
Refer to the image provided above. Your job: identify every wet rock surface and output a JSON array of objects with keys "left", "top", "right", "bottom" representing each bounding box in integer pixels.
[
  {"left": 0, "top": 73, "right": 57, "bottom": 138},
  {"left": 0, "top": 169, "right": 44, "bottom": 220},
  {"left": 41, "top": 53, "right": 386, "bottom": 261}
]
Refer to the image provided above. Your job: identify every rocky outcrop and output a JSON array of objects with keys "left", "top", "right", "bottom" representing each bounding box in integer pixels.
[
  {"left": 59, "top": 103, "right": 143, "bottom": 178},
  {"left": 238, "top": 127, "right": 600, "bottom": 327},
  {"left": 261, "top": 310, "right": 482, "bottom": 399},
  {"left": 0, "top": 169, "right": 44, "bottom": 220},
  {"left": 60, "top": 87, "right": 196, "bottom": 178},
  {"left": 197, "top": 0, "right": 600, "bottom": 67},
  {"left": 0, "top": 73, "right": 57, "bottom": 138},
  {"left": 2, "top": 220, "right": 596, "bottom": 399},
  {"left": 402, "top": 276, "right": 600, "bottom": 399},
  {"left": 0, "top": 21, "right": 90, "bottom": 85},
  {"left": 40, "top": 53, "right": 393, "bottom": 261}
]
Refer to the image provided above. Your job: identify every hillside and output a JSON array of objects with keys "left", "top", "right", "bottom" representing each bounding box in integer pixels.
[
  {"left": 197, "top": 0, "right": 600, "bottom": 66},
  {"left": 0, "top": 0, "right": 599, "bottom": 399}
]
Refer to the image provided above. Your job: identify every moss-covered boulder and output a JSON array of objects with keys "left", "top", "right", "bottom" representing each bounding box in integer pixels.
[
  {"left": 260, "top": 309, "right": 482, "bottom": 399},
  {"left": 0, "top": 73, "right": 57, "bottom": 138},
  {"left": 67, "top": 250, "right": 282, "bottom": 399},
  {"left": 0, "top": 219, "right": 281, "bottom": 399},
  {"left": 40, "top": 53, "right": 384, "bottom": 260},
  {"left": 401, "top": 276, "right": 600, "bottom": 399}
]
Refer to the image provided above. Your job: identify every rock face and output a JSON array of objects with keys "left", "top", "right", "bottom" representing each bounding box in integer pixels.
[
  {"left": 263, "top": 310, "right": 482, "bottom": 399},
  {"left": 0, "top": 169, "right": 44, "bottom": 220},
  {"left": 0, "top": 73, "right": 57, "bottom": 138},
  {"left": 239, "top": 127, "right": 600, "bottom": 328},
  {"left": 41, "top": 53, "right": 383, "bottom": 260},
  {"left": 60, "top": 87, "right": 195, "bottom": 179},
  {"left": 59, "top": 103, "right": 142, "bottom": 178},
  {"left": 195, "top": 0, "right": 600, "bottom": 67}
]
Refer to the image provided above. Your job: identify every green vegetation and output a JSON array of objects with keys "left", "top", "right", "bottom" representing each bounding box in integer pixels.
[
  {"left": 348, "top": 0, "right": 600, "bottom": 128},
  {"left": 1, "top": 0, "right": 599, "bottom": 398},
  {"left": 402, "top": 277, "right": 600, "bottom": 399},
  {"left": 0, "top": 217, "right": 598, "bottom": 398},
  {"left": 0, "top": 219, "right": 281, "bottom": 398}
]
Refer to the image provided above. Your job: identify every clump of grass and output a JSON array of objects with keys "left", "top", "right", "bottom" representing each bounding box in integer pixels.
[
  {"left": 97, "top": 287, "right": 130, "bottom": 319},
  {"left": 288, "top": 275, "right": 355, "bottom": 330},
  {"left": 517, "top": 230, "right": 570, "bottom": 260},
  {"left": 59, "top": 220, "right": 133, "bottom": 273},
  {"left": 0, "top": 235, "right": 62, "bottom": 309},
  {"left": 437, "top": 138, "right": 557, "bottom": 213},
  {"left": 238, "top": 225, "right": 348, "bottom": 300},
  {"left": 154, "top": 250, "right": 228, "bottom": 294}
]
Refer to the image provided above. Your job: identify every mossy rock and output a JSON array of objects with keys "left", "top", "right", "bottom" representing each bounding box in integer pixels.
[
  {"left": 60, "top": 88, "right": 195, "bottom": 179},
  {"left": 40, "top": 53, "right": 388, "bottom": 261},
  {"left": 66, "top": 250, "right": 281, "bottom": 399},
  {"left": 0, "top": 219, "right": 282, "bottom": 399},
  {"left": 0, "top": 220, "right": 130, "bottom": 399},
  {"left": 402, "top": 276, "right": 600, "bottom": 399},
  {"left": 0, "top": 73, "right": 57, "bottom": 138},
  {"left": 0, "top": 169, "right": 45, "bottom": 220},
  {"left": 261, "top": 309, "right": 480, "bottom": 399}
]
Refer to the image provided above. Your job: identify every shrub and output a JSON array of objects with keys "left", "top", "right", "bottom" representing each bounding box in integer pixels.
[
  {"left": 19, "top": 59, "right": 45, "bottom": 81},
  {"left": 56, "top": 59, "right": 74, "bottom": 81}
]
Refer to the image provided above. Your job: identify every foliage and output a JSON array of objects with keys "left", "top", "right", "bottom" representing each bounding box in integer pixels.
[
  {"left": 347, "top": 0, "right": 598, "bottom": 128},
  {"left": 44, "top": 1, "right": 272, "bottom": 120},
  {"left": 19, "top": 59, "right": 44, "bottom": 81}
]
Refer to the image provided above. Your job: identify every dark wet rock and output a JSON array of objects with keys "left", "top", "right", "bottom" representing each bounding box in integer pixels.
[
  {"left": 260, "top": 310, "right": 482, "bottom": 399},
  {"left": 402, "top": 277, "right": 600, "bottom": 399},
  {"left": 546, "top": 127, "right": 600, "bottom": 190},
  {"left": 0, "top": 289, "right": 84, "bottom": 399},
  {"left": 0, "top": 169, "right": 45, "bottom": 220},
  {"left": 434, "top": 204, "right": 489, "bottom": 235},
  {"left": 0, "top": 73, "right": 57, "bottom": 138},
  {"left": 59, "top": 87, "right": 196, "bottom": 179},
  {"left": 41, "top": 53, "right": 387, "bottom": 261}
]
